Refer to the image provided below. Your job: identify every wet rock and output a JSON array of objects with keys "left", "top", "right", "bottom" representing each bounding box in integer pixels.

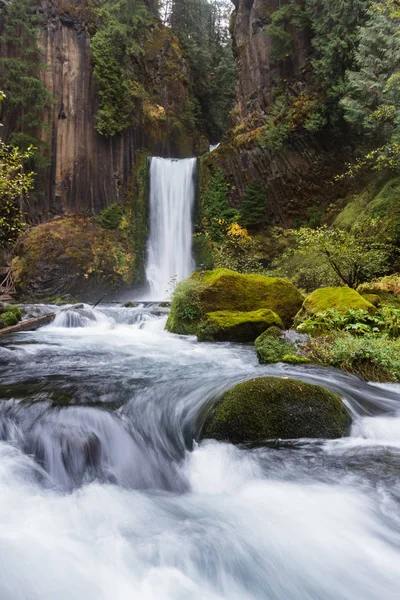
[{"left": 202, "top": 377, "right": 351, "bottom": 443}]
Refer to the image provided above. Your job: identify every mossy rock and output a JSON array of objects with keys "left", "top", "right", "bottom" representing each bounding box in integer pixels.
[
  {"left": 255, "top": 329, "right": 293, "bottom": 364},
  {"left": 12, "top": 216, "right": 135, "bottom": 302},
  {"left": 202, "top": 377, "right": 351, "bottom": 443},
  {"left": 360, "top": 293, "right": 381, "bottom": 307},
  {"left": 296, "top": 287, "right": 375, "bottom": 326},
  {"left": 281, "top": 354, "right": 312, "bottom": 365},
  {"left": 198, "top": 309, "right": 283, "bottom": 342},
  {"left": 195, "top": 269, "right": 303, "bottom": 327},
  {"left": 166, "top": 269, "right": 303, "bottom": 338}
]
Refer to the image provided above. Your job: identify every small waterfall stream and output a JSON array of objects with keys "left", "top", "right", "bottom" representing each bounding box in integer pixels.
[{"left": 145, "top": 157, "right": 197, "bottom": 299}]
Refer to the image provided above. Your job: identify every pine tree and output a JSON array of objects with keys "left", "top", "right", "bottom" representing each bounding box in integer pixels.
[
  {"left": 341, "top": 8, "right": 400, "bottom": 143},
  {"left": 240, "top": 181, "right": 266, "bottom": 230}
]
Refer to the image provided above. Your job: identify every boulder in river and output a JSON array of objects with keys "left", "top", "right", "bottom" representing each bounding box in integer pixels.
[
  {"left": 166, "top": 268, "right": 303, "bottom": 340},
  {"left": 202, "top": 377, "right": 351, "bottom": 443},
  {"left": 198, "top": 309, "right": 283, "bottom": 342}
]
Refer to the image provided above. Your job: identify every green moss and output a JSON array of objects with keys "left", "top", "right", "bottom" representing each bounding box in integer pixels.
[
  {"left": 334, "top": 178, "right": 400, "bottom": 243},
  {"left": 360, "top": 293, "right": 381, "bottom": 307},
  {"left": 124, "top": 151, "right": 149, "bottom": 283},
  {"left": 194, "top": 269, "right": 304, "bottom": 328},
  {"left": 281, "top": 354, "right": 312, "bottom": 364},
  {"left": 202, "top": 377, "right": 351, "bottom": 443},
  {"left": 0, "top": 304, "right": 23, "bottom": 329},
  {"left": 198, "top": 309, "right": 283, "bottom": 342},
  {"left": 255, "top": 330, "right": 292, "bottom": 364},
  {"left": 167, "top": 269, "right": 304, "bottom": 337},
  {"left": 12, "top": 216, "right": 135, "bottom": 300},
  {"left": 297, "top": 287, "right": 375, "bottom": 324}
]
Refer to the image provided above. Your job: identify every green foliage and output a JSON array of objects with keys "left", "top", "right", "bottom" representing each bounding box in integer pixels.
[
  {"left": 98, "top": 203, "right": 123, "bottom": 229},
  {"left": 297, "top": 306, "right": 400, "bottom": 338},
  {"left": 166, "top": 278, "right": 206, "bottom": 334},
  {"left": 305, "top": 0, "right": 369, "bottom": 108},
  {"left": 293, "top": 226, "right": 393, "bottom": 288},
  {"left": 90, "top": 0, "right": 154, "bottom": 136},
  {"left": 201, "top": 168, "right": 238, "bottom": 242},
  {"left": 0, "top": 0, "right": 54, "bottom": 162},
  {"left": 334, "top": 178, "right": 400, "bottom": 246},
  {"left": 168, "top": 0, "right": 236, "bottom": 139},
  {"left": 341, "top": 7, "right": 400, "bottom": 143},
  {"left": 305, "top": 332, "right": 400, "bottom": 382},
  {"left": 212, "top": 222, "right": 262, "bottom": 274},
  {"left": 0, "top": 139, "right": 35, "bottom": 249},
  {"left": 272, "top": 248, "right": 341, "bottom": 292},
  {"left": 239, "top": 181, "right": 266, "bottom": 229}
]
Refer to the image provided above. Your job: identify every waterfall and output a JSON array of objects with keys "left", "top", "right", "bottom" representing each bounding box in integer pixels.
[{"left": 145, "top": 157, "right": 197, "bottom": 299}]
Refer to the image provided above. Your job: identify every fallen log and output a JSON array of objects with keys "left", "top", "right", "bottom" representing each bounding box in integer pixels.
[{"left": 0, "top": 313, "right": 56, "bottom": 335}]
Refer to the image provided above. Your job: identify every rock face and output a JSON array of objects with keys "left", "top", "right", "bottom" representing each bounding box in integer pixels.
[
  {"left": 231, "top": 0, "right": 310, "bottom": 121},
  {"left": 202, "top": 377, "right": 351, "bottom": 443},
  {"left": 198, "top": 0, "right": 356, "bottom": 227},
  {"left": 166, "top": 268, "right": 303, "bottom": 340},
  {"left": 1, "top": 0, "right": 204, "bottom": 220}
]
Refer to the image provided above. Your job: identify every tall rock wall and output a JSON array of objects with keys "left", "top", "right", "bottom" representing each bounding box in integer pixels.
[
  {"left": 1, "top": 0, "right": 204, "bottom": 220},
  {"left": 202, "top": 0, "right": 355, "bottom": 228},
  {"left": 231, "top": 0, "right": 310, "bottom": 121}
]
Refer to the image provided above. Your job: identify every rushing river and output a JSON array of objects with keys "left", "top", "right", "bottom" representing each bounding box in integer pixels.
[{"left": 1, "top": 303, "right": 400, "bottom": 599}]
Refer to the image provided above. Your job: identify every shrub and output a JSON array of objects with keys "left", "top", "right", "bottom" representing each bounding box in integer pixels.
[
  {"left": 291, "top": 226, "right": 393, "bottom": 289},
  {"left": 166, "top": 278, "right": 206, "bottom": 334},
  {"left": 212, "top": 222, "right": 263, "bottom": 274},
  {"left": 98, "top": 204, "right": 123, "bottom": 230},
  {"left": 305, "top": 333, "right": 400, "bottom": 382}
]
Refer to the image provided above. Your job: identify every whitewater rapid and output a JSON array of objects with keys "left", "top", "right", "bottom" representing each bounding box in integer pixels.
[{"left": 1, "top": 303, "right": 400, "bottom": 599}]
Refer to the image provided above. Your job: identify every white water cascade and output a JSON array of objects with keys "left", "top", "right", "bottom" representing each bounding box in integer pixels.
[{"left": 145, "top": 157, "right": 197, "bottom": 299}]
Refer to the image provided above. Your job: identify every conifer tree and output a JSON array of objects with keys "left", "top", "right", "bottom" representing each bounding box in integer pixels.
[
  {"left": 341, "top": 7, "right": 400, "bottom": 143},
  {"left": 240, "top": 181, "right": 266, "bottom": 230}
]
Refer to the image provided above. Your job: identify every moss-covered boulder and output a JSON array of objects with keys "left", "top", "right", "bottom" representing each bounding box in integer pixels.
[
  {"left": 166, "top": 269, "right": 303, "bottom": 339},
  {"left": 255, "top": 329, "right": 293, "bottom": 363},
  {"left": 359, "top": 293, "right": 381, "bottom": 307},
  {"left": 255, "top": 328, "right": 311, "bottom": 364},
  {"left": 198, "top": 309, "right": 283, "bottom": 342},
  {"left": 202, "top": 377, "right": 351, "bottom": 443},
  {"left": 358, "top": 276, "right": 400, "bottom": 308},
  {"left": 295, "top": 287, "right": 375, "bottom": 326},
  {"left": 12, "top": 216, "right": 135, "bottom": 302},
  {"left": 196, "top": 269, "right": 303, "bottom": 327}
]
